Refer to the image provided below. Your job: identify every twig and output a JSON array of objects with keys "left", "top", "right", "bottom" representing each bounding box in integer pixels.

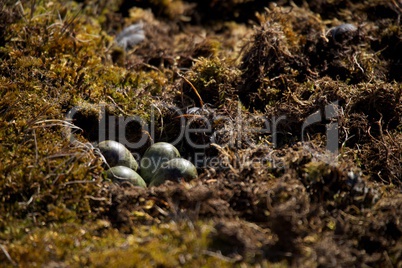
[
  {"left": 62, "top": 180, "right": 98, "bottom": 186},
  {"left": 33, "top": 119, "right": 81, "bottom": 130},
  {"left": 33, "top": 129, "right": 38, "bottom": 163},
  {"left": 353, "top": 52, "right": 364, "bottom": 74},
  {"left": 14, "top": 1, "right": 27, "bottom": 22},
  {"left": 107, "top": 95, "right": 129, "bottom": 116},
  {"left": 202, "top": 250, "right": 238, "bottom": 262},
  {"left": 0, "top": 244, "right": 17, "bottom": 266},
  {"left": 176, "top": 72, "right": 204, "bottom": 107},
  {"left": 152, "top": 104, "right": 163, "bottom": 140},
  {"left": 84, "top": 195, "right": 112, "bottom": 205}
]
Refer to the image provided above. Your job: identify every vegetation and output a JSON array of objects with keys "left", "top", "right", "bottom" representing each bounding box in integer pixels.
[{"left": 1, "top": 0, "right": 401, "bottom": 267}]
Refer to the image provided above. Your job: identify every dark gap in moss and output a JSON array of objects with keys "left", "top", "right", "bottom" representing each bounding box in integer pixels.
[
  {"left": 385, "top": 221, "right": 402, "bottom": 240},
  {"left": 70, "top": 109, "right": 100, "bottom": 142},
  {"left": 366, "top": 4, "right": 400, "bottom": 20},
  {"left": 358, "top": 235, "right": 383, "bottom": 254},
  {"left": 0, "top": 0, "right": 22, "bottom": 47},
  {"left": 185, "top": 0, "right": 270, "bottom": 24},
  {"left": 306, "top": 0, "right": 351, "bottom": 20},
  {"left": 118, "top": 0, "right": 163, "bottom": 18}
]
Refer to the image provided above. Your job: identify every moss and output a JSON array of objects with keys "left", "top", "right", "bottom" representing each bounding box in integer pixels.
[
  {"left": 0, "top": 0, "right": 130, "bottom": 230},
  {"left": 1, "top": 220, "right": 233, "bottom": 267},
  {"left": 1, "top": 0, "right": 402, "bottom": 267},
  {"left": 238, "top": 6, "right": 309, "bottom": 111},
  {"left": 183, "top": 57, "right": 240, "bottom": 107}
]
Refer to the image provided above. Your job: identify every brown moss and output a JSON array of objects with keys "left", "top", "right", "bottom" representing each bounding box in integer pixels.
[
  {"left": 1, "top": 0, "right": 402, "bottom": 267},
  {"left": 182, "top": 57, "right": 240, "bottom": 107},
  {"left": 238, "top": 6, "right": 309, "bottom": 111},
  {"left": 361, "top": 131, "right": 402, "bottom": 185}
]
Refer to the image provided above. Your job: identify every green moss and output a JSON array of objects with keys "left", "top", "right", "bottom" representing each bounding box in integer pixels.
[
  {"left": 1, "top": 0, "right": 402, "bottom": 267},
  {"left": 0, "top": 2, "right": 229, "bottom": 266},
  {"left": 1, "top": 220, "right": 232, "bottom": 267},
  {"left": 0, "top": 0, "right": 124, "bottom": 227},
  {"left": 184, "top": 57, "right": 240, "bottom": 106}
]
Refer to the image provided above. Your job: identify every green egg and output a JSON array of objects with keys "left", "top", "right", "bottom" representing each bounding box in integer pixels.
[
  {"left": 149, "top": 158, "right": 198, "bottom": 187},
  {"left": 98, "top": 140, "right": 138, "bottom": 171},
  {"left": 105, "top": 166, "right": 146, "bottom": 187},
  {"left": 140, "top": 142, "right": 180, "bottom": 184}
]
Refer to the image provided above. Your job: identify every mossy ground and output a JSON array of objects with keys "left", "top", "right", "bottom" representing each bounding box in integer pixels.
[{"left": 1, "top": 0, "right": 401, "bottom": 267}]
